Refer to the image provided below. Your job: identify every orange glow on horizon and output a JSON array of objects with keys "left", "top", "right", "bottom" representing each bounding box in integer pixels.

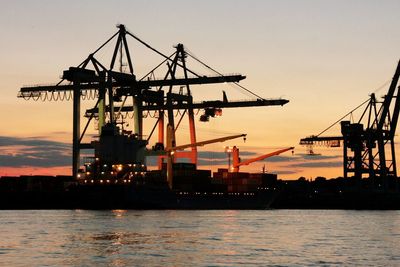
[{"left": 0, "top": 166, "right": 71, "bottom": 177}]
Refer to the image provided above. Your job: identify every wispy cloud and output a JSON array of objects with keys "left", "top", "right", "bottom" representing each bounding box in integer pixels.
[
  {"left": 197, "top": 151, "right": 256, "bottom": 160},
  {"left": 0, "top": 135, "right": 343, "bottom": 177},
  {"left": 274, "top": 170, "right": 301, "bottom": 175},
  {"left": 0, "top": 136, "right": 71, "bottom": 167},
  {"left": 198, "top": 158, "right": 227, "bottom": 166},
  {"left": 260, "top": 155, "right": 294, "bottom": 162},
  {"left": 147, "top": 150, "right": 338, "bottom": 168},
  {"left": 294, "top": 153, "right": 340, "bottom": 160},
  {"left": 289, "top": 161, "right": 342, "bottom": 168}
]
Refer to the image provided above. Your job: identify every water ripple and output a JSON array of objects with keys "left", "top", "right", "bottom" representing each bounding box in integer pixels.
[{"left": 0, "top": 210, "right": 399, "bottom": 266}]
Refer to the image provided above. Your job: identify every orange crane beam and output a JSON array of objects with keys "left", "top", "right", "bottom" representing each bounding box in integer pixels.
[
  {"left": 231, "top": 146, "right": 294, "bottom": 172},
  {"left": 165, "top": 124, "right": 246, "bottom": 189},
  {"left": 167, "top": 134, "right": 247, "bottom": 151}
]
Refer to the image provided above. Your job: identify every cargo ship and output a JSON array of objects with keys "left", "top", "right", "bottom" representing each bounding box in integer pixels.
[
  {"left": 0, "top": 172, "right": 280, "bottom": 210},
  {"left": 0, "top": 121, "right": 289, "bottom": 210}
]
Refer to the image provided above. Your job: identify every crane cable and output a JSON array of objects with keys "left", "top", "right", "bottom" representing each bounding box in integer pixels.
[
  {"left": 316, "top": 79, "right": 392, "bottom": 137},
  {"left": 185, "top": 49, "right": 265, "bottom": 100},
  {"left": 316, "top": 98, "right": 370, "bottom": 137},
  {"left": 125, "top": 31, "right": 201, "bottom": 78}
]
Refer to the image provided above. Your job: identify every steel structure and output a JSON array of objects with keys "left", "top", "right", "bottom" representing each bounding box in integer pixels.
[
  {"left": 300, "top": 60, "right": 400, "bottom": 183},
  {"left": 18, "top": 25, "right": 289, "bottom": 178},
  {"left": 228, "top": 146, "right": 294, "bottom": 172}
]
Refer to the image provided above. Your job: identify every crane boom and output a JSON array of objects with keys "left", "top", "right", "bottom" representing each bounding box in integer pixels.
[
  {"left": 234, "top": 147, "right": 294, "bottom": 168},
  {"left": 168, "top": 134, "right": 246, "bottom": 151},
  {"left": 229, "top": 146, "right": 294, "bottom": 172}
]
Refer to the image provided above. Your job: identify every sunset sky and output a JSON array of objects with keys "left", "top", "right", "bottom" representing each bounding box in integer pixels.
[{"left": 1, "top": 0, "right": 400, "bottom": 179}]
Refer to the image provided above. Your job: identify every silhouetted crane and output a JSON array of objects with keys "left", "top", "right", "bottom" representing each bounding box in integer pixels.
[
  {"left": 300, "top": 60, "right": 400, "bottom": 189},
  {"left": 18, "top": 24, "right": 289, "bottom": 178}
]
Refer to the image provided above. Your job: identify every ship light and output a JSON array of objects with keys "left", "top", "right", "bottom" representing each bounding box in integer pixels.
[
  {"left": 123, "top": 179, "right": 127, "bottom": 183},
  {"left": 86, "top": 172, "right": 90, "bottom": 175},
  {"left": 95, "top": 158, "right": 99, "bottom": 161},
  {"left": 117, "top": 165, "right": 123, "bottom": 171},
  {"left": 84, "top": 180, "right": 87, "bottom": 183},
  {"left": 103, "top": 164, "right": 107, "bottom": 167},
  {"left": 77, "top": 174, "right": 81, "bottom": 178},
  {"left": 106, "top": 180, "right": 110, "bottom": 183},
  {"left": 141, "top": 164, "right": 145, "bottom": 168},
  {"left": 128, "top": 164, "right": 132, "bottom": 167},
  {"left": 133, "top": 164, "right": 136, "bottom": 167},
  {"left": 91, "top": 180, "right": 94, "bottom": 183},
  {"left": 100, "top": 180, "right": 103, "bottom": 183},
  {"left": 101, "top": 172, "right": 105, "bottom": 175}
]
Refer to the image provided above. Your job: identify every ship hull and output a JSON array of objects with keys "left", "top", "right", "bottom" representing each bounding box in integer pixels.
[{"left": 0, "top": 183, "right": 278, "bottom": 210}]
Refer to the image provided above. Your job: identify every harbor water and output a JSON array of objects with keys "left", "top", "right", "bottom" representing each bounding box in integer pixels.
[{"left": 1, "top": 210, "right": 399, "bottom": 266}]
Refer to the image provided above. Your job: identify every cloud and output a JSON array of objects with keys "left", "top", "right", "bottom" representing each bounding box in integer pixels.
[
  {"left": 145, "top": 152, "right": 229, "bottom": 167},
  {"left": 259, "top": 155, "right": 294, "bottom": 162},
  {"left": 294, "top": 153, "right": 340, "bottom": 160},
  {"left": 0, "top": 136, "right": 71, "bottom": 167},
  {"left": 0, "top": 135, "right": 341, "bottom": 173},
  {"left": 197, "top": 150, "right": 256, "bottom": 159},
  {"left": 198, "top": 158, "right": 227, "bottom": 166},
  {"left": 0, "top": 136, "right": 70, "bottom": 149},
  {"left": 146, "top": 150, "right": 331, "bottom": 167},
  {"left": 197, "top": 150, "right": 295, "bottom": 164},
  {"left": 274, "top": 170, "right": 301, "bottom": 175},
  {"left": 289, "top": 161, "right": 343, "bottom": 168}
]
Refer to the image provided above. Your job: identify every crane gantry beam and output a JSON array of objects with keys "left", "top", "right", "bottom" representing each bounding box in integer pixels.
[
  {"left": 84, "top": 98, "right": 289, "bottom": 117},
  {"left": 18, "top": 74, "right": 245, "bottom": 96}
]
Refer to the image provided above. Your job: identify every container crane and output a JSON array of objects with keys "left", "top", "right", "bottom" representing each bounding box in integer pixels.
[
  {"left": 300, "top": 60, "right": 400, "bottom": 185},
  {"left": 18, "top": 24, "right": 289, "bottom": 179}
]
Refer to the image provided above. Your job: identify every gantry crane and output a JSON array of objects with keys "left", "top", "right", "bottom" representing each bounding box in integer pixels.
[
  {"left": 18, "top": 25, "right": 289, "bottom": 179},
  {"left": 300, "top": 60, "right": 400, "bottom": 185}
]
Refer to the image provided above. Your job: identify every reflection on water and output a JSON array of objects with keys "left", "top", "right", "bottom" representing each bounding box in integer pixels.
[{"left": 1, "top": 210, "right": 400, "bottom": 266}]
